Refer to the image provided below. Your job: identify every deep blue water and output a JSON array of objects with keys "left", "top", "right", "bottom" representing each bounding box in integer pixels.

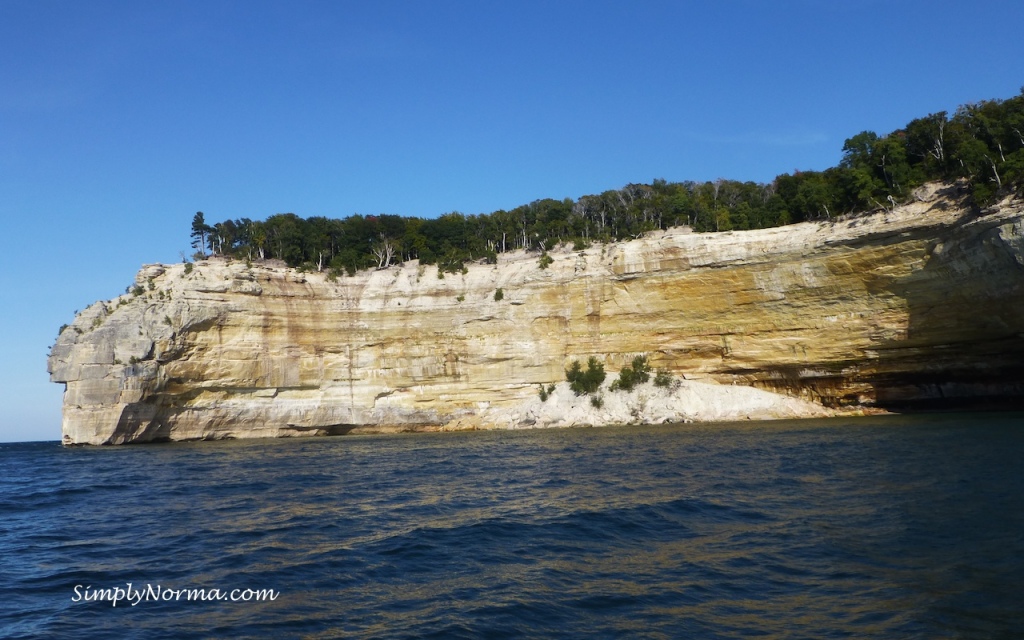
[{"left": 2, "top": 413, "right": 1023, "bottom": 639}]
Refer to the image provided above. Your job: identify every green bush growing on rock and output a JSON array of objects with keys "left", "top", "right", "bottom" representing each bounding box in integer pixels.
[
  {"left": 566, "top": 356, "right": 606, "bottom": 395},
  {"left": 590, "top": 395, "right": 604, "bottom": 409},
  {"left": 494, "top": 288, "right": 504, "bottom": 301},
  {"left": 538, "top": 252, "right": 553, "bottom": 269},
  {"left": 653, "top": 369, "right": 674, "bottom": 388},
  {"left": 184, "top": 262, "right": 194, "bottom": 275},
  {"left": 538, "top": 383, "right": 556, "bottom": 401},
  {"left": 610, "top": 355, "right": 651, "bottom": 392}
]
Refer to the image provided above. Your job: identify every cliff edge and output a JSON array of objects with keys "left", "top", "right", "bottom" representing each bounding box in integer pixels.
[{"left": 49, "top": 182, "right": 1024, "bottom": 444}]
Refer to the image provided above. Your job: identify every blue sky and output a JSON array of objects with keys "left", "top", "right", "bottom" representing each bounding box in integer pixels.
[{"left": 2, "top": 0, "right": 1022, "bottom": 442}]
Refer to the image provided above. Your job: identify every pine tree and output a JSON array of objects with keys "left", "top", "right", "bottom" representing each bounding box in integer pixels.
[{"left": 190, "top": 212, "right": 212, "bottom": 258}]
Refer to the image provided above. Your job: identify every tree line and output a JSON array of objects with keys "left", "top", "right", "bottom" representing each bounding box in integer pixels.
[{"left": 191, "top": 89, "right": 1024, "bottom": 276}]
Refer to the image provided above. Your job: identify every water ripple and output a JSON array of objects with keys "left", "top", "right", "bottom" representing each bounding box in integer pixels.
[{"left": 2, "top": 414, "right": 1023, "bottom": 638}]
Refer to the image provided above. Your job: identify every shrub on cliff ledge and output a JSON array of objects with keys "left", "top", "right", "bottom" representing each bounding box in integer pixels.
[
  {"left": 538, "top": 383, "right": 556, "bottom": 401},
  {"left": 566, "top": 357, "right": 606, "bottom": 395},
  {"left": 653, "top": 369, "right": 675, "bottom": 388},
  {"left": 610, "top": 355, "right": 651, "bottom": 392}
]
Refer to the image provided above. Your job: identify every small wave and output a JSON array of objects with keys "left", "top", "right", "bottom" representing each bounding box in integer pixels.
[{"left": 3, "top": 417, "right": 1024, "bottom": 639}]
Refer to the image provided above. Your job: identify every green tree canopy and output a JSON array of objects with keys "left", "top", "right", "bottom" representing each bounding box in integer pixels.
[{"left": 190, "top": 89, "right": 1024, "bottom": 274}]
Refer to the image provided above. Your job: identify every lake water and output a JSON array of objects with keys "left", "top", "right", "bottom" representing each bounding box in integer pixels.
[{"left": 2, "top": 413, "right": 1022, "bottom": 639}]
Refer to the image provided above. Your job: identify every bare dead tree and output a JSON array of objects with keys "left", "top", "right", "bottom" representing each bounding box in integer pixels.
[
  {"left": 930, "top": 118, "right": 946, "bottom": 162},
  {"left": 372, "top": 238, "right": 396, "bottom": 269},
  {"left": 985, "top": 155, "right": 1003, "bottom": 189}
]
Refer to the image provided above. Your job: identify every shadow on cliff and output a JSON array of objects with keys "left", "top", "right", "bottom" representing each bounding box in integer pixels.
[{"left": 869, "top": 206, "right": 1024, "bottom": 411}]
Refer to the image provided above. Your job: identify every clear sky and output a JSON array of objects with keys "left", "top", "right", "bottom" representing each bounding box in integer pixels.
[{"left": 2, "top": 0, "right": 1022, "bottom": 442}]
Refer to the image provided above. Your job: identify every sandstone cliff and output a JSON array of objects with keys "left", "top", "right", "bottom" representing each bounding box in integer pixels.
[{"left": 49, "top": 182, "right": 1024, "bottom": 444}]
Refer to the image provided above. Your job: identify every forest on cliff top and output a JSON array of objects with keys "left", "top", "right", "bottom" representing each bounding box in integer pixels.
[{"left": 191, "top": 89, "right": 1024, "bottom": 276}]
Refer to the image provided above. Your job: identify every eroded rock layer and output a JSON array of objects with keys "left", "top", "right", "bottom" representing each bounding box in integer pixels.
[{"left": 49, "top": 183, "right": 1024, "bottom": 444}]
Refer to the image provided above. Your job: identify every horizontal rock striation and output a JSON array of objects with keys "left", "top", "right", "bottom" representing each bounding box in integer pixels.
[{"left": 49, "top": 182, "right": 1024, "bottom": 444}]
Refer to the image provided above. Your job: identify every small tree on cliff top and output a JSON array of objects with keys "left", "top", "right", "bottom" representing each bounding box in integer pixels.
[{"left": 191, "top": 212, "right": 212, "bottom": 258}]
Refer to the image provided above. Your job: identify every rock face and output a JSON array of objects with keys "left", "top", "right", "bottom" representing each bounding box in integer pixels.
[{"left": 49, "top": 183, "right": 1024, "bottom": 444}]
